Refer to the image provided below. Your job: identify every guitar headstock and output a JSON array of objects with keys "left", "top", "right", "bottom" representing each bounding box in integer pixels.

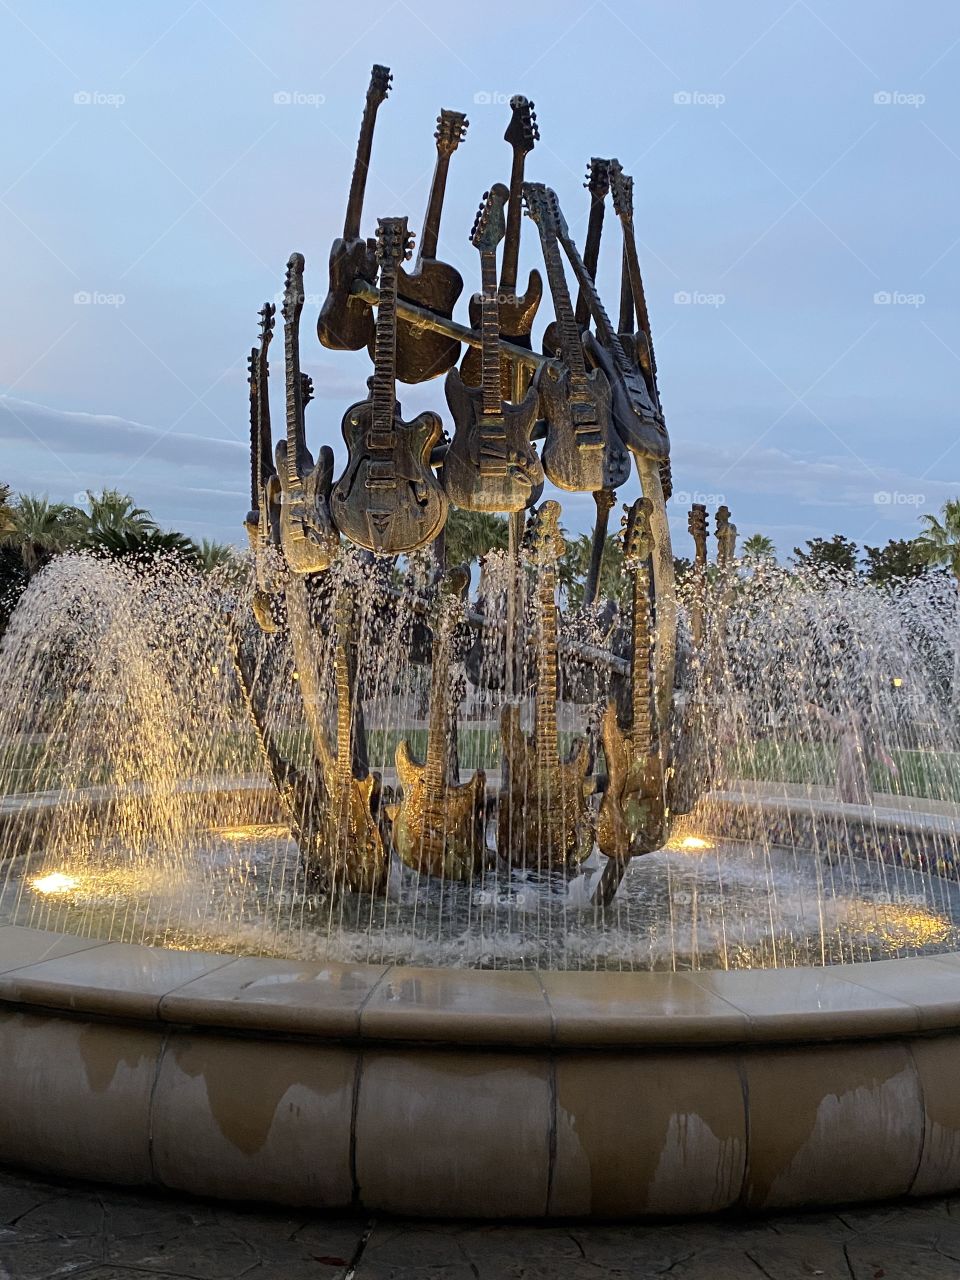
[
  {"left": 584, "top": 157, "right": 612, "bottom": 199},
  {"left": 688, "top": 503, "right": 708, "bottom": 545},
  {"left": 545, "top": 187, "right": 570, "bottom": 241},
  {"left": 435, "top": 109, "right": 469, "bottom": 157},
  {"left": 609, "top": 161, "right": 634, "bottom": 223},
  {"left": 504, "top": 95, "right": 538, "bottom": 156},
  {"left": 367, "top": 64, "right": 393, "bottom": 107},
  {"left": 520, "top": 181, "right": 554, "bottom": 231},
  {"left": 282, "top": 254, "right": 306, "bottom": 329},
  {"left": 375, "top": 216, "right": 415, "bottom": 269},
  {"left": 300, "top": 372, "right": 314, "bottom": 408},
  {"left": 258, "top": 301, "right": 276, "bottom": 351},
  {"left": 620, "top": 498, "right": 654, "bottom": 568},
  {"left": 524, "top": 500, "right": 565, "bottom": 563},
  {"left": 470, "top": 183, "right": 510, "bottom": 252}
]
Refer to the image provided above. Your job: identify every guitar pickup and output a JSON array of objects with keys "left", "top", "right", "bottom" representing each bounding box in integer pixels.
[
  {"left": 574, "top": 428, "right": 603, "bottom": 449},
  {"left": 571, "top": 403, "right": 598, "bottom": 427},
  {"left": 479, "top": 459, "right": 508, "bottom": 477},
  {"left": 365, "top": 460, "right": 396, "bottom": 488}
]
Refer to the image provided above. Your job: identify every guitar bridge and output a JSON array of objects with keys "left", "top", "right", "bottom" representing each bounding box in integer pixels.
[{"left": 365, "top": 460, "right": 397, "bottom": 489}]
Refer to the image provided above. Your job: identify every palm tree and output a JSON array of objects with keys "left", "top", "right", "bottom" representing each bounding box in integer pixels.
[
  {"left": 86, "top": 525, "right": 199, "bottom": 563},
  {"left": 2, "top": 495, "right": 82, "bottom": 573},
  {"left": 78, "top": 489, "right": 159, "bottom": 541},
  {"left": 741, "top": 533, "right": 776, "bottom": 563},
  {"left": 444, "top": 509, "right": 509, "bottom": 567},
  {"left": 917, "top": 500, "right": 960, "bottom": 587},
  {"left": 0, "top": 485, "right": 14, "bottom": 538},
  {"left": 196, "top": 539, "right": 238, "bottom": 572}
]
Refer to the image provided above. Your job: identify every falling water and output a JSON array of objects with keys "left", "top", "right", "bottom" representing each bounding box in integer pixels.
[{"left": 1, "top": 548, "right": 959, "bottom": 971}]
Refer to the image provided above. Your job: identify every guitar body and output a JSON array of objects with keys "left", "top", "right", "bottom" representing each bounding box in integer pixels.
[
  {"left": 386, "top": 260, "right": 464, "bottom": 383},
  {"left": 275, "top": 441, "right": 340, "bottom": 574},
  {"left": 497, "top": 703, "right": 593, "bottom": 872},
  {"left": 597, "top": 702, "right": 665, "bottom": 860},
  {"left": 442, "top": 368, "right": 543, "bottom": 513},
  {"left": 459, "top": 269, "right": 543, "bottom": 390},
  {"left": 317, "top": 236, "right": 376, "bottom": 351},
  {"left": 323, "top": 771, "right": 388, "bottom": 895},
  {"left": 392, "top": 740, "right": 486, "bottom": 878},
  {"left": 332, "top": 398, "right": 448, "bottom": 554},
  {"left": 538, "top": 360, "right": 630, "bottom": 492},
  {"left": 582, "top": 329, "right": 669, "bottom": 462}
]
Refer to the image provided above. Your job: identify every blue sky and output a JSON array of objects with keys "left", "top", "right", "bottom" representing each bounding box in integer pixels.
[{"left": 2, "top": 0, "right": 959, "bottom": 559}]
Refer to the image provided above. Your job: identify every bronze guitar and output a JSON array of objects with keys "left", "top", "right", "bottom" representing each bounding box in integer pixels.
[
  {"left": 609, "top": 161, "right": 661, "bottom": 412},
  {"left": 522, "top": 182, "right": 630, "bottom": 493},
  {"left": 461, "top": 95, "right": 542, "bottom": 392},
  {"left": 276, "top": 254, "right": 339, "bottom": 574},
  {"left": 598, "top": 498, "right": 665, "bottom": 863},
  {"left": 333, "top": 217, "right": 448, "bottom": 555},
  {"left": 393, "top": 566, "right": 486, "bottom": 879},
  {"left": 317, "top": 65, "right": 392, "bottom": 352},
  {"left": 498, "top": 501, "right": 593, "bottom": 872},
  {"left": 243, "top": 303, "right": 284, "bottom": 627},
  {"left": 386, "top": 109, "right": 468, "bottom": 383},
  {"left": 543, "top": 157, "right": 611, "bottom": 356},
  {"left": 314, "top": 589, "right": 387, "bottom": 894},
  {"left": 443, "top": 185, "right": 543, "bottom": 513}
]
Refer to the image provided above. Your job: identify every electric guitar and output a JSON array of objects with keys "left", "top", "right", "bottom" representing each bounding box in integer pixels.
[
  {"left": 522, "top": 182, "right": 630, "bottom": 493},
  {"left": 543, "top": 156, "right": 613, "bottom": 360},
  {"left": 314, "top": 589, "right": 387, "bottom": 894},
  {"left": 387, "top": 109, "right": 469, "bottom": 383},
  {"left": 317, "top": 64, "right": 392, "bottom": 352},
  {"left": 461, "top": 95, "right": 542, "bottom": 391},
  {"left": 393, "top": 566, "right": 486, "bottom": 879},
  {"left": 443, "top": 185, "right": 543, "bottom": 513},
  {"left": 498, "top": 501, "right": 593, "bottom": 872},
  {"left": 243, "top": 304, "right": 284, "bottom": 627},
  {"left": 333, "top": 218, "right": 448, "bottom": 555},
  {"left": 276, "top": 253, "right": 340, "bottom": 574},
  {"left": 609, "top": 161, "right": 660, "bottom": 412},
  {"left": 550, "top": 188, "right": 669, "bottom": 463},
  {"left": 598, "top": 498, "right": 665, "bottom": 862}
]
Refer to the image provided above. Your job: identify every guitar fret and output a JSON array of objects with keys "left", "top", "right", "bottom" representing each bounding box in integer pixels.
[
  {"left": 535, "top": 569, "right": 559, "bottom": 756},
  {"left": 479, "top": 250, "right": 501, "bottom": 417},
  {"left": 372, "top": 261, "right": 399, "bottom": 438}
]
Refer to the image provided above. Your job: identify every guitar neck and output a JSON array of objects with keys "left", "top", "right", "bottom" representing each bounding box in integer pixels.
[
  {"left": 283, "top": 311, "right": 305, "bottom": 486},
  {"left": 574, "top": 190, "right": 606, "bottom": 330},
  {"left": 618, "top": 212, "right": 658, "bottom": 383},
  {"left": 257, "top": 342, "right": 273, "bottom": 488},
  {"left": 535, "top": 565, "right": 560, "bottom": 758},
  {"left": 334, "top": 617, "right": 354, "bottom": 787},
  {"left": 423, "top": 617, "right": 453, "bottom": 795},
  {"left": 371, "top": 260, "right": 399, "bottom": 438},
  {"left": 479, "top": 248, "right": 502, "bottom": 416},
  {"left": 533, "top": 220, "right": 590, "bottom": 388},
  {"left": 618, "top": 244, "right": 634, "bottom": 335},
  {"left": 343, "top": 95, "right": 382, "bottom": 240},
  {"left": 418, "top": 151, "right": 452, "bottom": 262},
  {"left": 499, "top": 147, "right": 525, "bottom": 292},
  {"left": 630, "top": 563, "right": 656, "bottom": 752},
  {"left": 557, "top": 228, "right": 631, "bottom": 374},
  {"left": 248, "top": 351, "right": 259, "bottom": 510}
]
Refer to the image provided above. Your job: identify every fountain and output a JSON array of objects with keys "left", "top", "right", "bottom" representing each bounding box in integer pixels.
[{"left": 2, "top": 69, "right": 960, "bottom": 1218}]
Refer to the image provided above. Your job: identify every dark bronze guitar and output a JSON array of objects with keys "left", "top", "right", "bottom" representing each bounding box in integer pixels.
[
  {"left": 544, "top": 157, "right": 611, "bottom": 356},
  {"left": 314, "top": 589, "right": 387, "bottom": 894},
  {"left": 598, "top": 498, "right": 665, "bottom": 863},
  {"left": 522, "top": 182, "right": 630, "bottom": 493},
  {"left": 243, "top": 303, "right": 284, "bottom": 626},
  {"left": 386, "top": 109, "right": 468, "bottom": 383},
  {"left": 333, "top": 218, "right": 448, "bottom": 555},
  {"left": 317, "top": 64, "right": 392, "bottom": 352},
  {"left": 443, "top": 185, "right": 543, "bottom": 513},
  {"left": 276, "top": 254, "right": 339, "bottom": 574},
  {"left": 498, "top": 501, "right": 593, "bottom": 872},
  {"left": 461, "top": 95, "right": 542, "bottom": 392},
  {"left": 609, "top": 161, "right": 661, "bottom": 412},
  {"left": 550, "top": 188, "right": 669, "bottom": 463},
  {"left": 393, "top": 566, "right": 486, "bottom": 879}
]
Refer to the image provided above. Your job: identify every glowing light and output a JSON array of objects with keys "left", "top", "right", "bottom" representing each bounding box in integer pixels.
[
  {"left": 31, "top": 872, "right": 79, "bottom": 895},
  {"left": 214, "top": 823, "right": 291, "bottom": 842},
  {"left": 672, "top": 835, "right": 714, "bottom": 852},
  {"left": 291, "top": 671, "right": 300, "bottom": 681},
  {"left": 892, "top": 677, "right": 904, "bottom": 688}
]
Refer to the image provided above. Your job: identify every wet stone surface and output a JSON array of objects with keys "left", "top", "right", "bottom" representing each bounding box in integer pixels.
[{"left": 4, "top": 1165, "right": 960, "bottom": 1278}]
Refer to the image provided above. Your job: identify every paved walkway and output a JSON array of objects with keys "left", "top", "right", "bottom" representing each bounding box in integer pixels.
[{"left": 3, "top": 1165, "right": 960, "bottom": 1279}]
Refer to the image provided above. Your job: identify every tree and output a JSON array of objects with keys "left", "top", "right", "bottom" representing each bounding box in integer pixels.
[
  {"left": 917, "top": 500, "right": 960, "bottom": 587},
  {"left": 2, "top": 495, "right": 82, "bottom": 573},
  {"left": 741, "top": 533, "right": 776, "bottom": 563},
  {"left": 196, "top": 539, "right": 239, "bottom": 572},
  {"left": 863, "top": 538, "right": 928, "bottom": 587},
  {"left": 444, "top": 509, "right": 508, "bottom": 567},
  {"left": 0, "top": 485, "right": 14, "bottom": 538},
  {"left": 87, "top": 526, "right": 199, "bottom": 563},
  {"left": 791, "top": 534, "right": 859, "bottom": 576}
]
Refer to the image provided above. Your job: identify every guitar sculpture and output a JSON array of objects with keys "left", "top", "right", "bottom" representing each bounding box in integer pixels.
[
  {"left": 498, "top": 501, "right": 593, "bottom": 871},
  {"left": 317, "top": 64, "right": 392, "bottom": 351},
  {"left": 333, "top": 218, "right": 448, "bottom": 555},
  {"left": 244, "top": 303, "right": 283, "bottom": 618},
  {"left": 443, "top": 184, "right": 543, "bottom": 513},
  {"left": 550, "top": 188, "right": 669, "bottom": 464},
  {"left": 461, "top": 95, "right": 542, "bottom": 392},
  {"left": 522, "top": 182, "right": 630, "bottom": 493},
  {"left": 393, "top": 566, "right": 486, "bottom": 878},
  {"left": 387, "top": 109, "right": 469, "bottom": 383},
  {"left": 276, "top": 254, "right": 339, "bottom": 574},
  {"left": 314, "top": 589, "right": 387, "bottom": 894},
  {"left": 598, "top": 498, "right": 665, "bottom": 864},
  {"left": 544, "top": 156, "right": 610, "bottom": 356},
  {"left": 609, "top": 161, "right": 660, "bottom": 411}
]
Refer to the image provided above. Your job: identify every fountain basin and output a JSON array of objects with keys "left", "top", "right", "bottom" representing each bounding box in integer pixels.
[{"left": 2, "top": 923, "right": 960, "bottom": 1217}]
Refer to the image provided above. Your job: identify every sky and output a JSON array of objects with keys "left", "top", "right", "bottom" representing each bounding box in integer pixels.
[{"left": 2, "top": 0, "right": 960, "bottom": 560}]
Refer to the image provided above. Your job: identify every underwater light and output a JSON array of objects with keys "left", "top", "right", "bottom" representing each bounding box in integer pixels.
[{"left": 31, "top": 872, "right": 79, "bottom": 895}]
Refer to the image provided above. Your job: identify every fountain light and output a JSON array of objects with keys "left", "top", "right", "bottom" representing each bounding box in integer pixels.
[
  {"left": 667, "top": 835, "right": 715, "bottom": 852},
  {"left": 31, "top": 872, "right": 79, "bottom": 895}
]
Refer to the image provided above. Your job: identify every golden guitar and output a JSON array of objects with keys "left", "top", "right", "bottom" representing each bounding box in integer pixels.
[
  {"left": 314, "top": 589, "right": 387, "bottom": 894},
  {"left": 598, "top": 498, "right": 666, "bottom": 862},
  {"left": 393, "top": 566, "right": 486, "bottom": 879},
  {"left": 498, "top": 501, "right": 593, "bottom": 872}
]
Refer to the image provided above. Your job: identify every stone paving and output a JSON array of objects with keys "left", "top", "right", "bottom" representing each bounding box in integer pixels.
[{"left": 3, "top": 1163, "right": 960, "bottom": 1279}]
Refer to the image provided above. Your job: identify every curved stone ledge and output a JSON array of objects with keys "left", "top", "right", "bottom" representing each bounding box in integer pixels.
[{"left": 2, "top": 925, "right": 960, "bottom": 1216}]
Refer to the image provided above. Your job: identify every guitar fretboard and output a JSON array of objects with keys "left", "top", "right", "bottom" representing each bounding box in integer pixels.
[
  {"left": 283, "top": 298, "right": 304, "bottom": 489},
  {"left": 534, "top": 565, "right": 560, "bottom": 759},
  {"left": 369, "top": 258, "right": 400, "bottom": 483},
  {"left": 534, "top": 218, "right": 590, "bottom": 394},
  {"left": 479, "top": 249, "right": 505, "bottom": 425},
  {"left": 334, "top": 600, "right": 354, "bottom": 790},
  {"left": 630, "top": 563, "right": 656, "bottom": 755}
]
